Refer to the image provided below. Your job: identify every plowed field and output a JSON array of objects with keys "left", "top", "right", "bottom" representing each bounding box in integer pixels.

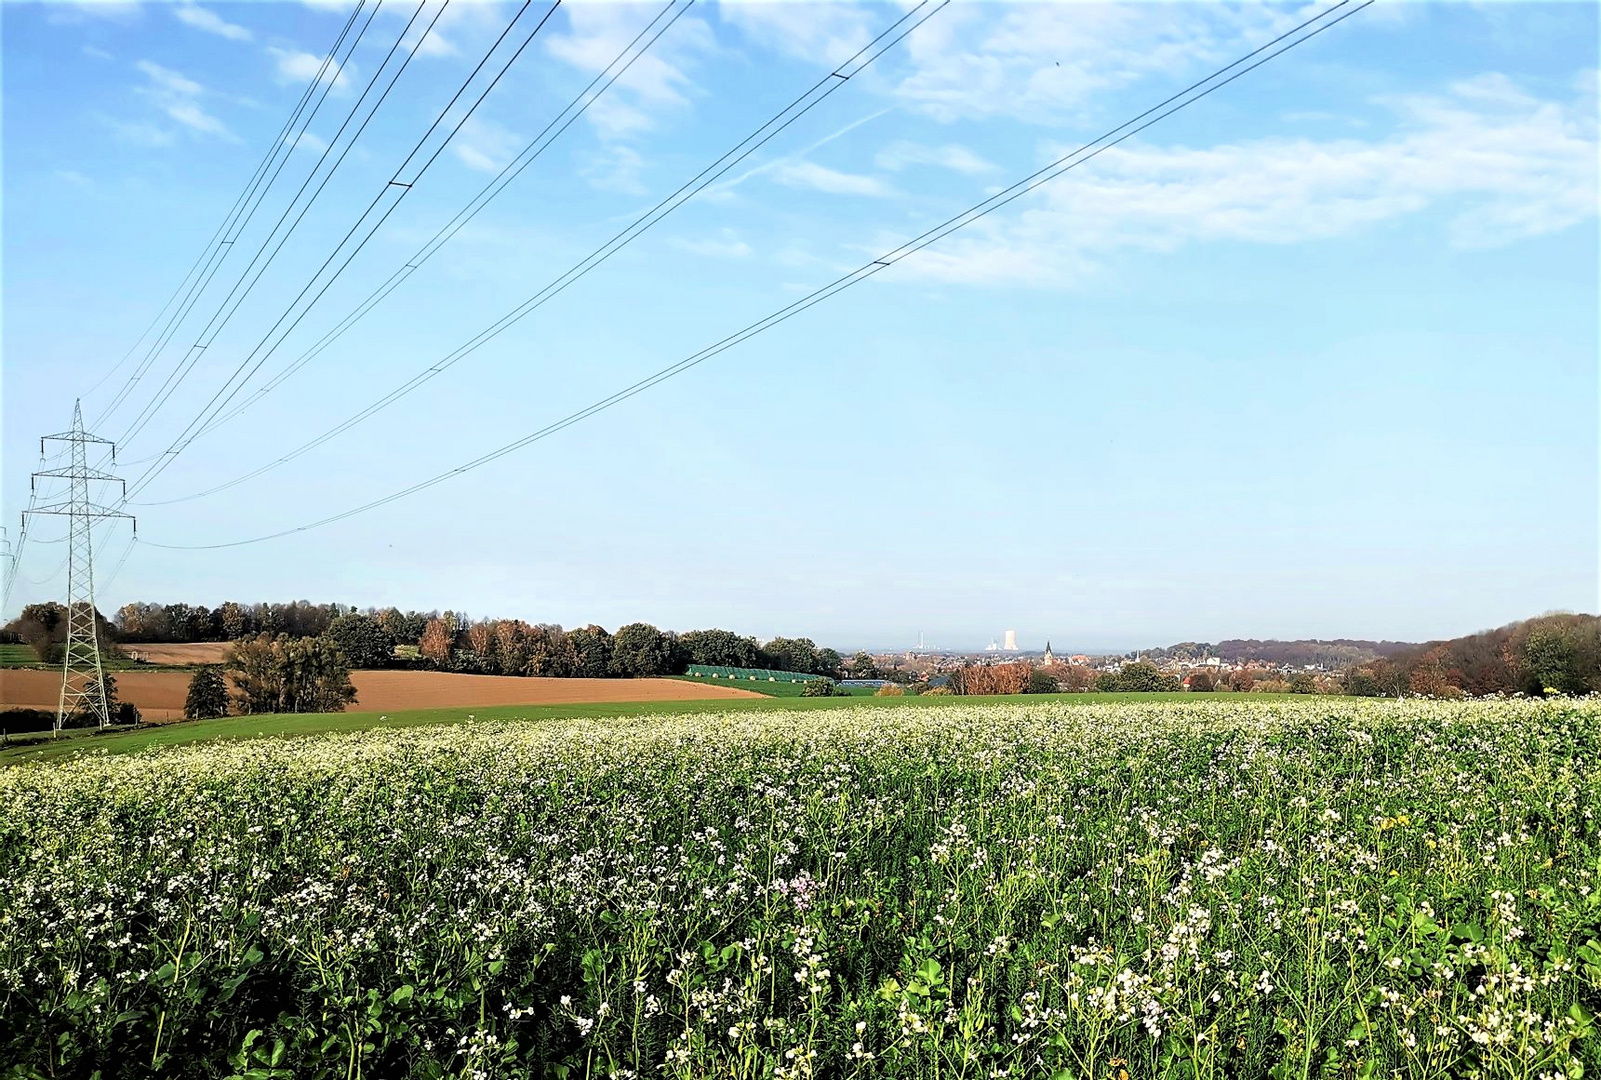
[
  {"left": 119, "top": 643, "right": 232, "bottom": 666},
  {"left": 0, "top": 669, "right": 762, "bottom": 722}
]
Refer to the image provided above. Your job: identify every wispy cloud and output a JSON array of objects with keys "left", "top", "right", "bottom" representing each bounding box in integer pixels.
[
  {"left": 135, "top": 59, "right": 201, "bottom": 97},
  {"left": 267, "top": 46, "right": 354, "bottom": 94},
  {"left": 719, "top": 2, "right": 879, "bottom": 68},
  {"left": 102, "top": 115, "right": 177, "bottom": 147},
  {"left": 670, "top": 230, "right": 752, "bottom": 259},
  {"left": 886, "top": 75, "right": 1599, "bottom": 287},
  {"left": 581, "top": 145, "right": 648, "bottom": 195},
  {"left": 544, "top": 4, "right": 713, "bottom": 139},
  {"left": 47, "top": 1, "right": 141, "bottom": 26},
  {"left": 451, "top": 116, "right": 521, "bottom": 174},
  {"left": 770, "top": 161, "right": 894, "bottom": 198},
  {"left": 875, "top": 141, "right": 996, "bottom": 176},
  {"left": 129, "top": 59, "right": 237, "bottom": 142},
  {"left": 82, "top": 44, "right": 114, "bottom": 61},
  {"left": 174, "top": 4, "right": 251, "bottom": 42}
]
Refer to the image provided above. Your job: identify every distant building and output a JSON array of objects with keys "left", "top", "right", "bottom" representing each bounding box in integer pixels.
[
  {"left": 1003, "top": 629, "right": 1018, "bottom": 651},
  {"left": 1042, "top": 641, "right": 1056, "bottom": 665}
]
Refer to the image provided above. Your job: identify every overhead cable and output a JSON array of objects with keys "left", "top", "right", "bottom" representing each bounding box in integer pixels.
[
  {"left": 142, "top": 0, "right": 947, "bottom": 506},
  {"left": 92, "top": 0, "right": 381, "bottom": 431},
  {"left": 120, "top": 0, "right": 568, "bottom": 503},
  {"left": 111, "top": 0, "right": 446, "bottom": 451},
  {"left": 141, "top": 0, "right": 1371, "bottom": 550}
]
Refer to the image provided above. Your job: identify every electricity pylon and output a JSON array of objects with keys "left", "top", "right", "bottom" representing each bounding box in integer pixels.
[{"left": 25, "top": 401, "right": 135, "bottom": 732}]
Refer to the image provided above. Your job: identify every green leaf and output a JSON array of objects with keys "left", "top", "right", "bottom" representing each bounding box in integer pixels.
[{"left": 389, "top": 985, "right": 415, "bottom": 1005}]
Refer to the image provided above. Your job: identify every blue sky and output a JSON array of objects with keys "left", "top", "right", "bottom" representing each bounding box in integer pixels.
[{"left": 2, "top": 0, "right": 1596, "bottom": 652}]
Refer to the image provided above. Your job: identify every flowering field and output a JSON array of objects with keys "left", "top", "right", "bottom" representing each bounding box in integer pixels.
[{"left": 2, "top": 700, "right": 1598, "bottom": 1079}]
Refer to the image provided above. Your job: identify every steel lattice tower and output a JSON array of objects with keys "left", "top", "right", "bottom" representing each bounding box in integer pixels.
[{"left": 25, "top": 401, "right": 135, "bottom": 732}]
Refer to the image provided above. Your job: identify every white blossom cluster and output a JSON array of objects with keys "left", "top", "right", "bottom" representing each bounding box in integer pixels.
[{"left": 0, "top": 697, "right": 1597, "bottom": 1078}]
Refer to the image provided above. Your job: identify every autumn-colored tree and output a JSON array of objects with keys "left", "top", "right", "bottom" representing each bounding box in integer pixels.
[
  {"left": 528, "top": 625, "right": 579, "bottom": 677},
  {"left": 466, "top": 621, "right": 493, "bottom": 659},
  {"left": 217, "top": 601, "right": 253, "bottom": 641},
  {"left": 1049, "top": 663, "right": 1096, "bottom": 692},
  {"left": 492, "top": 620, "right": 530, "bottom": 676},
  {"left": 419, "top": 618, "right": 452, "bottom": 664},
  {"left": 1188, "top": 670, "right": 1214, "bottom": 692},
  {"left": 950, "top": 662, "right": 1030, "bottom": 695}
]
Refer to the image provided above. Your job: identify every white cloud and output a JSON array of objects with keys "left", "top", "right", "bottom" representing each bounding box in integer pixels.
[
  {"left": 770, "top": 161, "right": 894, "bottom": 198},
  {"left": 886, "top": 75, "right": 1599, "bottom": 287},
  {"left": 103, "top": 115, "right": 177, "bottom": 147},
  {"left": 47, "top": 1, "right": 141, "bottom": 26},
  {"left": 451, "top": 116, "right": 521, "bottom": 174},
  {"left": 285, "top": 130, "right": 328, "bottom": 154},
  {"left": 545, "top": 4, "right": 713, "bottom": 138},
  {"left": 174, "top": 4, "right": 252, "bottom": 41},
  {"left": 127, "top": 59, "right": 236, "bottom": 142},
  {"left": 875, "top": 141, "right": 996, "bottom": 176},
  {"left": 733, "top": 2, "right": 1315, "bottom": 129},
  {"left": 82, "top": 45, "right": 114, "bottom": 60},
  {"left": 268, "top": 47, "right": 354, "bottom": 93},
  {"left": 134, "top": 59, "right": 202, "bottom": 97},
  {"left": 55, "top": 170, "right": 95, "bottom": 190},
  {"left": 718, "top": 1, "right": 878, "bottom": 68},
  {"left": 581, "top": 144, "right": 648, "bottom": 195},
  {"left": 670, "top": 229, "right": 751, "bottom": 259},
  {"left": 165, "top": 100, "right": 237, "bottom": 139}
]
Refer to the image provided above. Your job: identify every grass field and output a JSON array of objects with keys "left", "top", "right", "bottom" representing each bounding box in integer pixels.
[
  {"left": 3, "top": 697, "right": 1595, "bottom": 1079},
  {"left": 672, "top": 674, "right": 883, "bottom": 698},
  {"left": 0, "top": 644, "right": 36, "bottom": 667}
]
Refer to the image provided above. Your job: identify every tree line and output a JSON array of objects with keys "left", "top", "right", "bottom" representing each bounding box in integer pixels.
[
  {"left": 411, "top": 615, "right": 845, "bottom": 680},
  {"left": 1343, "top": 613, "right": 1600, "bottom": 698},
  {"left": 8, "top": 596, "right": 853, "bottom": 681}
]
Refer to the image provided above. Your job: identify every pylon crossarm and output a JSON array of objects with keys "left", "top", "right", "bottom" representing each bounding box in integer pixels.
[
  {"left": 41, "top": 429, "right": 114, "bottom": 445},
  {"left": 33, "top": 466, "right": 124, "bottom": 484},
  {"left": 25, "top": 504, "right": 135, "bottom": 521}
]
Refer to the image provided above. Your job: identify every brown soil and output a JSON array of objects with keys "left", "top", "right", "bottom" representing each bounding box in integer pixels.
[
  {"left": 0, "top": 669, "right": 762, "bottom": 724},
  {"left": 119, "top": 642, "right": 232, "bottom": 665}
]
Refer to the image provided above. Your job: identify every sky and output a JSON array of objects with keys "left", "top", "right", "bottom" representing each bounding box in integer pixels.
[{"left": 2, "top": 0, "right": 1597, "bottom": 653}]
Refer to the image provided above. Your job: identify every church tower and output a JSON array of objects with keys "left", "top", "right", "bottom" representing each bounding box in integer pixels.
[{"left": 1042, "top": 641, "right": 1056, "bottom": 665}]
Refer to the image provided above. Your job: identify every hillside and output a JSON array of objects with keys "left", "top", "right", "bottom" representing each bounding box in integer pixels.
[{"left": 1139, "top": 638, "right": 1417, "bottom": 668}]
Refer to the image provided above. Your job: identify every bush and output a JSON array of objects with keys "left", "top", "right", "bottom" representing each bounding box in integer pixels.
[
  {"left": 920, "top": 685, "right": 954, "bottom": 696},
  {"left": 800, "top": 678, "right": 838, "bottom": 698},
  {"left": 0, "top": 708, "right": 54, "bottom": 734},
  {"left": 1289, "top": 672, "right": 1318, "bottom": 694},
  {"left": 874, "top": 684, "right": 905, "bottom": 697},
  {"left": 1116, "top": 662, "right": 1163, "bottom": 693},
  {"left": 1188, "top": 671, "right": 1214, "bottom": 692},
  {"left": 114, "top": 702, "right": 141, "bottom": 726}
]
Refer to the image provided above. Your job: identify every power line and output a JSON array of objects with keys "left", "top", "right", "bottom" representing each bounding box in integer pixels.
[
  {"left": 83, "top": 1, "right": 369, "bottom": 411},
  {"left": 120, "top": 0, "right": 569, "bottom": 499},
  {"left": 111, "top": 0, "right": 445, "bottom": 451},
  {"left": 180, "top": 0, "right": 695, "bottom": 448},
  {"left": 120, "top": 0, "right": 573, "bottom": 503},
  {"left": 141, "top": 0, "right": 1371, "bottom": 552},
  {"left": 91, "top": 0, "right": 382, "bottom": 431},
  {"left": 140, "top": 0, "right": 947, "bottom": 506}
]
